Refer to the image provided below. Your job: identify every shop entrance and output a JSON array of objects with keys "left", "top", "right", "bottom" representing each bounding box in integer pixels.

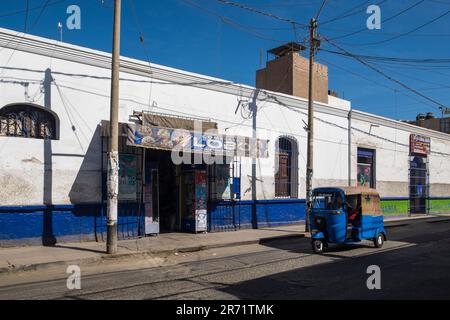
[
  {"left": 145, "top": 149, "right": 179, "bottom": 232},
  {"left": 143, "top": 150, "right": 209, "bottom": 233},
  {"left": 125, "top": 109, "right": 267, "bottom": 235}
]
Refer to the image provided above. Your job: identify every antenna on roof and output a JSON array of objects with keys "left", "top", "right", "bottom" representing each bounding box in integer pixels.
[{"left": 57, "top": 22, "right": 63, "bottom": 42}]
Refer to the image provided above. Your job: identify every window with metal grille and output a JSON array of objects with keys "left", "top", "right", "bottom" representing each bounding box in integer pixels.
[
  {"left": 0, "top": 103, "right": 58, "bottom": 140},
  {"left": 357, "top": 148, "right": 376, "bottom": 188},
  {"left": 275, "top": 137, "right": 298, "bottom": 198}
]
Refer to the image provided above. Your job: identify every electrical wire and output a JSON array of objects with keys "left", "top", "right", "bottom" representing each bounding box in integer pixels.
[
  {"left": 216, "top": 0, "right": 308, "bottom": 29},
  {"left": 320, "top": 49, "right": 450, "bottom": 64},
  {"left": 316, "top": 56, "right": 437, "bottom": 117},
  {"left": 320, "top": 0, "right": 387, "bottom": 26},
  {"left": 317, "top": 56, "right": 420, "bottom": 97},
  {"left": 54, "top": 82, "right": 87, "bottom": 151},
  {"left": 330, "top": 0, "right": 426, "bottom": 40},
  {"left": 321, "top": 49, "right": 450, "bottom": 95},
  {"left": 128, "top": 0, "right": 154, "bottom": 111},
  {"left": 282, "top": 102, "right": 450, "bottom": 157},
  {"left": 235, "top": 1, "right": 330, "bottom": 8},
  {"left": 180, "top": 0, "right": 289, "bottom": 43},
  {"left": 315, "top": 0, "right": 328, "bottom": 20},
  {"left": 351, "top": 9, "right": 450, "bottom": 46},
  {"left": 0, "top": 0, "right": 62, "bottom": 75},
  {"left": 322, "top": 25, "right": 450, "bottom": 37},
  {"left": 322, "top": 37, "right": 448, "bottom": 110},
  {"left": 31, "top": 0, "right": 52, "bottom": 29},
  {"left": 369, "top": 62, "right": 450, "bottom": 89},
  {"left": 0, "top": 0, "right": 66, "bottom": 19},
  {"left": 24, "top": 0, "right": 29, "bottom": 33}
]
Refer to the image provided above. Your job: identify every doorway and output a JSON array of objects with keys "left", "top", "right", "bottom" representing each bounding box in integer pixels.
[
  {"left": 409, "top": 155, "right": 429, "bottom": 214},
  {"left": 145, "top": 149, "right": 179, "bottom": 232}
]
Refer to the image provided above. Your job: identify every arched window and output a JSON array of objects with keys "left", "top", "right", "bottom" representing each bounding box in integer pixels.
[
  {"left": 0, "top": 103, "right": 59, "bottom": 140},
  {"left": 275, "top": 136, "right": 298, "bottom": 198}
]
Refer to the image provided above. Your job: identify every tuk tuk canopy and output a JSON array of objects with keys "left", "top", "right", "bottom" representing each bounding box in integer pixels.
[{"left": 341, "top": 187, "right": 382, "bottom": 216}]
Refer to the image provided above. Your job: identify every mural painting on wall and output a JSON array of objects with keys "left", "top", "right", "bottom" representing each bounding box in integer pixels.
[
  {"left": 215, "top": 164, "right": 231, "bottom": 200},
  {"left": 357, "top": 164, "right": 372, "bottom": 188},
  {"left": 119, "top": 154, "right": 137, "bottom": 201},
  {"left": 195, "top": 171, "right": 207, "bottom": 232}
]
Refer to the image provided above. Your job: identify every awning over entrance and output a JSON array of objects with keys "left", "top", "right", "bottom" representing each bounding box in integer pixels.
[
  {"left": 141, "top": 112, "right": 218, "bottom": 132},
  {"left": 100, "top": 111, "right": 218, "bottom": 137}
]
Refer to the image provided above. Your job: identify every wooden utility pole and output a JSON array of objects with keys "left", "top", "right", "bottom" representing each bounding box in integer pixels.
[
  {"left": 305, "top": 18, "right": 318, "bottom": 232},
  {"left": 107, "top": 0, "right": 121, "bottom": 254}
]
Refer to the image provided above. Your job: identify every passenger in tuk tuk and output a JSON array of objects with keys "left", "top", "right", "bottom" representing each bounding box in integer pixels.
[{"left": 346, "top": 194, "right": 360, "bottom": 223}]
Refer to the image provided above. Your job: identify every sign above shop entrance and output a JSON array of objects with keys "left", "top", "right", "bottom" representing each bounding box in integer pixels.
[
  {"left": 410, "top": 134, "right": 431, "bottom": 156},
  {"left": 127, "top": 123, "right": 269, "bottom": 158}
]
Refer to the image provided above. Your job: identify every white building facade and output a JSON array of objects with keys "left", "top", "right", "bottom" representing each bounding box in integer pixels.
[{"left": 1, "top": 28, "right": 449, "bottom": 246}]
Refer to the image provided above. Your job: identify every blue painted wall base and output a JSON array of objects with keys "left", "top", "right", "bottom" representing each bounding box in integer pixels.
[
  {"left": 0, "top": 203, "right": 143, "bottom": 247},
  {"left": 0, "top": 199, "right": 306, "bottom": 246},
  {"left": 208, "top": 199, "right": 306, "bottom": 232},
  {"left": 1, "top": 197, "right": 449, "bottom": 246}
]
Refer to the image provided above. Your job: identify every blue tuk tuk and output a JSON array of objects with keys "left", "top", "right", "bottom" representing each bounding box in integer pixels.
[{"left": 310, "top": 187, "right": 386, "bottom": 254}]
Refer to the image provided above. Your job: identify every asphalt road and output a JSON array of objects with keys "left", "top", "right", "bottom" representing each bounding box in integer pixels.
[{"left": 1, "top": 216, "right": 450, "bottom": 300}]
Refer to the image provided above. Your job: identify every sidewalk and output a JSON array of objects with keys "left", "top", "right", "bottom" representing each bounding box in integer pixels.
[
  {"left": 0, "top": 224, "right": 306, "bottom": 274},
  {"left": 1, "top": 213, "right": 449, "bottom": 275}
]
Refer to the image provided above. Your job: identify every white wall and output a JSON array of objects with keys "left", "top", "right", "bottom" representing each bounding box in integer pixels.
[{"left": 1, "top": 28, "right": 450, "bottom": 206}]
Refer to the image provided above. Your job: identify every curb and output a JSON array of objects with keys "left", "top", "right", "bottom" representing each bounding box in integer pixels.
[
  {"left": 0, "top": 233, "right": 306, "bottom": 275},
  {"left": 385, "top": 214, "right": 450, "bottom": 227}
]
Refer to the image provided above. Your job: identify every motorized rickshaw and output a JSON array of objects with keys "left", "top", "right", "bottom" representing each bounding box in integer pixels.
[{"left": 309, "top": 187, "right": 386, "bottom": 254}]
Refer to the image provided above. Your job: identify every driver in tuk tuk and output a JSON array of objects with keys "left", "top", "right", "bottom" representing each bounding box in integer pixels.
[{"left": 336, "top": 196, "right": 343, "bottom": 210}]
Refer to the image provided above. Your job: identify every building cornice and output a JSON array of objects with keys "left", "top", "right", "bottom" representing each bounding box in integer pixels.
[{"left": 352, "top": 109, "right": 450, "bottom": 141}]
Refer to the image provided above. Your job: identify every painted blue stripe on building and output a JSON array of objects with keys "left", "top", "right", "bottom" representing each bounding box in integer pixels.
[{"left": 1, "top": 197, "right": 449, "bottom": 245}]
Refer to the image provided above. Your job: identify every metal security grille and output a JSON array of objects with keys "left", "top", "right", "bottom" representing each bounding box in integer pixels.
[
  {"left": 409, "top": 155, "right": 430, "bottom": 214},
  {"left": 0, "top": 104, "right": 56, "bottom": 139},
  {"left": 208, "top": 159, "right": 241, "bottom": 232},
  {"left": 275, "top": 137, "right": 292, "bottom": 197},
  {"left": 357, "top": 148, "right": 376, "bottom": 188}
]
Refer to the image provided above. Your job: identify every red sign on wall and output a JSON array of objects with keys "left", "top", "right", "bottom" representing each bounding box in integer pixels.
[{"left": 410, "top": 134, "right": 431, "bottom": 156}]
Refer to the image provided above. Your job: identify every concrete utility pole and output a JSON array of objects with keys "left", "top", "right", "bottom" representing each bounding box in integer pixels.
[
  {"left": 348, "top": 107, "right": 352, "bottom": 187},
  {"left": 305, "top": 18, "right": 318, "bottom": 233},
  {"left": 107, "top": 0, "right": 121, "bottom": 254}
]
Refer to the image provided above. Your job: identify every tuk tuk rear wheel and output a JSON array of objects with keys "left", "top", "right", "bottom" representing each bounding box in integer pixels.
[
  {"left": 312, "top": 239, "right": 324, "bottom": 254},
  {"left": 374, "top": 234, "right": 384, "bottom": 248}
]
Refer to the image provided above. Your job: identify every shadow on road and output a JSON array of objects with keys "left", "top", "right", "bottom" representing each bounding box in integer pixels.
[
  {"left": 259, "top": 234, "right": 374, "bottom": 255},
  {"left": 217, "top": 217, "right": 450, "bottom": 300},
  {"left": 218, "top": 239, "right": 450, "bottom": 300}
]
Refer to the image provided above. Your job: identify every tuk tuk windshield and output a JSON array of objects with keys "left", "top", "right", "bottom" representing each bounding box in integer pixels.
[{"left": 312, "top": 191, "right": 344, "bottom": 210}]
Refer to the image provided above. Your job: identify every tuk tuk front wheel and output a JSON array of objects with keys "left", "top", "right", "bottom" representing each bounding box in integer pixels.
[
  {"left": 374, "top": 234, "right": 384, "bottom": 248},
  {"left": 312, "top": 239, "right": 324, "bottom": 254}
]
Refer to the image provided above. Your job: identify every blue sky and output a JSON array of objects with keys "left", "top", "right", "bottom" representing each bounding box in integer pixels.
[{"left": 1, "top": 0, "right": 450, "bottom": 120}]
